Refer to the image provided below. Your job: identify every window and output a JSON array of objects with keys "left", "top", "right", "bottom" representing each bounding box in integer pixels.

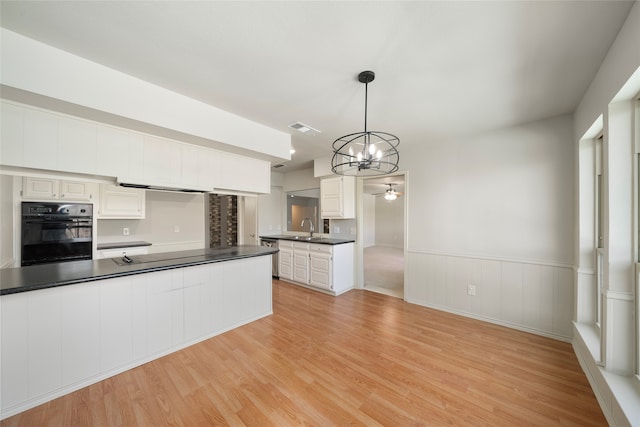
[
  {"left": 595, "top": 135, "right": 604, "bottom": 330},
  {"left": 635, "top": 97, "right": 640, "bottom": 378}
]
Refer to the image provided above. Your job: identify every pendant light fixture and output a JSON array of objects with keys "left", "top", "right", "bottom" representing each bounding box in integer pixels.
[{"left": 331, "top": 71, "right": 400, "bottom": 176}]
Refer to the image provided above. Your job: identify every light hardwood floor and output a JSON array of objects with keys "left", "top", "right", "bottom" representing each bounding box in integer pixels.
[{"left": 2, "top": 280, "right": 605, "bottom": 426}]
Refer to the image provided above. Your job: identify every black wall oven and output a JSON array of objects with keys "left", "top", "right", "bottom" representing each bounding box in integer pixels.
[{"left": 21, "top": 202, "right": 93, "bottom": 266}]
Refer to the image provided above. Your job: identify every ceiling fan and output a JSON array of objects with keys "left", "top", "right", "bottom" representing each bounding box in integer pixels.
[{"left": 373, "top": 184, "right": 403, "bottom": 201}]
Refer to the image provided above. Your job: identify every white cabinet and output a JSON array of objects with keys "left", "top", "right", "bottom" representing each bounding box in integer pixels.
[
  {"left": 1, "top": 101, "right": 24, "bottom": 167},
  {"left": 321, "top": 176, "right": 355, "bottom": 219},
  {"left": 278, "top": 242, "right": 354, "bottom": 295},
  {"left": 0, "top": 255, "right": 272, "bottom": 417},
  {"left": 22, "top": 177, "right": 59, "bottom": 200},
  {"left": 22, "top": 177, "right": 95, "bottom": 201},
  {"left": 278, "top": 240, "right": 293, "bottom": 280},
  {"left": 24, "top": 108, "right": 58, "bottom": 171},
  {"left": 57, "top": 116, "right": 97, "bottom": 175},
  {"left": 97, "top": 184, "right": 145, "bottom": 219},
  {"left": 60, "top": 283, "right": 100, "bottom": 385},
  {"left": 60, "top": 180, "right": 95, "bottom": 200},
  {"left": 97, "top": 246, "right": 149, "bottom": 259},
  {"left": 146, "top": 269, "right": 184, "bottom": 354},
  {"left": 143, "top": 135, "right": 181, "bottom": 186},
  {"left": 95, "top": 125, "right": 144, "bottom": 180},
  {"left": 309, "top": 245, "right": 332, "bottom": 290},
  {"left": 293, "top": 242, "right": 310, "bottom": 284}
]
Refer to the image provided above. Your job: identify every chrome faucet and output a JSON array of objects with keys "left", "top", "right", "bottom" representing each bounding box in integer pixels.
[{"left": 301, "top": 217, "right": 314, "bottom": 238}]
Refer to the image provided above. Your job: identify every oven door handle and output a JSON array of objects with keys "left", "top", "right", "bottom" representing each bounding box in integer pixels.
[{"left": 24, "top": 219, "right": 92, "bottom": 224}]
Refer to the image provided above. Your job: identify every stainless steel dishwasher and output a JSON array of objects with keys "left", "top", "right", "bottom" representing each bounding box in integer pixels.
[{"left": 260, "top": 238, "right": 278, "bottom": 278}]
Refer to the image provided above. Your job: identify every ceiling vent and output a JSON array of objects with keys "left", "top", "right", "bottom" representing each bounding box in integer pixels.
[
  {"left": 288, "top": 122, "right": 321, "bottom": 136},
  {"left": 272, "top": 164, "right": 285, "bottom": 169}
]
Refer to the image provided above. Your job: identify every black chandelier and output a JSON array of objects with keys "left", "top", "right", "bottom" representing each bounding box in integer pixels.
[{"left": 331, "top": 71, "right": 400, "bottom": 176}]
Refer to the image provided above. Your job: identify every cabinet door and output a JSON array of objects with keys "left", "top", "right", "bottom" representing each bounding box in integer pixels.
[
  {"left": 1, "top": 101, "right": 24, "bottom": 167},
  {"left": 57, "top": 117, "right": 97, "bottom": 174},
  {"left": 279, "top": 247, "right": 293, "bottom": 280},
  {"left": 27, "top": 288, "right": 62, "bottom": 399},
  {"left": 23, "top": 177, "right": 59, "bottom": 199},
  {"left": 1, "top": 293, "right": 29, "bottom": 408},
  {"left": 60, "top": 283, "right": 100, "bottom": 385},
  {"left": 98, "top": 184, "right": 145, "bottom": 218},
  {"left": 293, "top": 249, "right": 310, "bottom": 284},
  {"left": 60, "top": 181, "right": 95, "bottom": 201},
  {"left": 143, "top": 136, "right": 181, "bottom": 185},
  {"left": 146, "top": 269, "right": 184, "bottom": 354},
  {"left": 99, "top": 277, "right": 134, "bottom": 372},
  {"left": 321, "top": 177, "right": 343, "bottom": 217},
  {"left": 309, "top": 252, "right": 332, "bottom": 290},
  {"left": 96, "top": 125, "right": 144, "bottom": 179},
  {"left": 23, "top": 108, "right": 58, "bottom": 171}
]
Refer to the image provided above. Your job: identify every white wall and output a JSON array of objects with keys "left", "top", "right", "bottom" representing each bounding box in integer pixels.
[
  {"left": 375, "top": 197, "right": 404, "bottom": 249},
  {"left": 407, "top": 114, "right": 574, "bottom": 264},
  {"left": 258, "top": 185, "right": 284, "bottom": 236},
  {"left": 97, "top": 190, "right": 205, "bottom": 253},
  {"left": 282, "top": 168, "right": 320, "bottom": 193},
  {"left": 0, "top": 175, "right": 14, "bottom": 267},
  {"left": 404, "top": 114, "right": 575, "bottom": 341},
  {"left": 363, "top": 194, "right": 376, "bottom": 247}
]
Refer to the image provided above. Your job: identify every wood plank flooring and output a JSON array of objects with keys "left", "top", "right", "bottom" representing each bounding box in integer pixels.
[{"left": 2, "top": 280, "right": 606, "bottom": 426}]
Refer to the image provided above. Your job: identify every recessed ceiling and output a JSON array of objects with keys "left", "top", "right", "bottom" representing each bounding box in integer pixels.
[{"left": 0, "top": 1, "right": 634, "bottom": 173}]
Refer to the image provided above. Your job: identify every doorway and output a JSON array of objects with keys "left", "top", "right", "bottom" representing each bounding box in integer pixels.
[
  {"left": 361, "top": 174, "right": 405, "bottom": 298},
  {"left": 207, "top": 194, "right": 258, "bottom": 247}
]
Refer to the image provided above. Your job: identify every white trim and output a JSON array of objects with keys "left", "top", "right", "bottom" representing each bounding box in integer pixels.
[
  {"left": 407, "top": 298, "right": 572, "bottom": 342},
  {"left": 604, "top": 289, "right": 634, "bottom": 301},
  {"left": 407, "top": 248, "right": 573, "bottom": 269},
  {"left": 0, "top": 258, "right": 15, "bottom": 269},
  {"left": 576, "top": 267, "right": 596, "bottom": 275}
]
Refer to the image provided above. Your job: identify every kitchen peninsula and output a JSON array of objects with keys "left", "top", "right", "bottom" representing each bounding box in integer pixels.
[{"left": 0, "top": 246, "right": 276, "bottom": 418}]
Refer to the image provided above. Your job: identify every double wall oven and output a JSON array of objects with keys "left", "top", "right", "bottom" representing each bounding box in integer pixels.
[{"left": 21, "top": 202, "right": 93, "bottom": 266}]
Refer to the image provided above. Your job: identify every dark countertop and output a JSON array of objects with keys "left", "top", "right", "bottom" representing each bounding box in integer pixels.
[
  {"left": 1, "top": 246, "right": 277, "bottom": 296},
  {"left": 97, "top": 241, "right": 152, "bottom": 250},
  {"left": 260, "top": 235, "right": 355, "bottom": 245}
]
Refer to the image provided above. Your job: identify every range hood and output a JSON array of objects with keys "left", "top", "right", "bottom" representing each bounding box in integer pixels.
[{"left": 116, "top": 178, "right": 213, "bottom": 194}]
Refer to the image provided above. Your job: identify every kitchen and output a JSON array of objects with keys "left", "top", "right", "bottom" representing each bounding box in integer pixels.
[{"left": 1, "top": 1, "right": 640, "bottom": 425}]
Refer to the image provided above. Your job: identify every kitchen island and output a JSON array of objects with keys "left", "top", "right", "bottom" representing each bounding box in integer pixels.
[{"left": 0, "top": 246, "right": 276, "bottom": 420}]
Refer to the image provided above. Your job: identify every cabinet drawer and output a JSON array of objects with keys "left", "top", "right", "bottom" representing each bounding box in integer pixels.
[
  {"left": 98, "top": 246, "right": 149, "bottom": 259},
  {"left": 309, "top": 243, "right": 332, "bottom": 254}
]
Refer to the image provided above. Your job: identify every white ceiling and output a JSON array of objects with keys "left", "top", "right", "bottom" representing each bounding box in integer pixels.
[{"left": 0, "top": 1, "right": 634, "bottom": 173}]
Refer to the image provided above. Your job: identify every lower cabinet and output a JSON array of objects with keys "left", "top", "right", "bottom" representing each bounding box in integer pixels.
[
  {"left": 278, "top": 241, "right": 293, "bottom": 280},
  {"left": 0, "top": 255, "right": 272, "bottom": 418},
  {"left": 278, "top": 241, "right": 354, "bottom": 295},
  {"left": 292, "top": 242, "right": 310, "bottom": 284}
]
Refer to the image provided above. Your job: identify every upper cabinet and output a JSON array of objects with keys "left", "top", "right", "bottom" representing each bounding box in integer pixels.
[
  {"left": 97, "top": 184, "right": 145, "bottom": 219},
  {"left": 95, "top": 125, "right": 143, "bottom": 180},
  {"left": 321, "top": 176, "right": 355, "bottom": 219},
  {"left": 22, "top": 177, "right": 96, "bottom": 201},
  {"left": 1, "top": 101, "right": 271, "bottom": 194}
]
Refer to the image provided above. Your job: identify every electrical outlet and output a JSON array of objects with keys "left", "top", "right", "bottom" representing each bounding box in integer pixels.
[
  {"left": 467, "top": 284, "right": 477, "bottom": 296},
  {"left": 174, "top": 225, "right": 180, "bottom": 233},
  {"left": 123, "top": 228, "right": 129, "bottom": 236},
  {"left": 333, "top": 226, "right": 340, "bottom": 233}
]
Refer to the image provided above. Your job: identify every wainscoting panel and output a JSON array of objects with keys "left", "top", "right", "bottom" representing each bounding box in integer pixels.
[{"left": 406, "top": 251, "right": 574, "bottom": 341}]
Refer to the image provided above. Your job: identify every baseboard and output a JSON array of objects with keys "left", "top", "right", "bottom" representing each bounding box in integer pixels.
[{"left": 405, "top": 297, "right": 572, "bottom": 342}]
